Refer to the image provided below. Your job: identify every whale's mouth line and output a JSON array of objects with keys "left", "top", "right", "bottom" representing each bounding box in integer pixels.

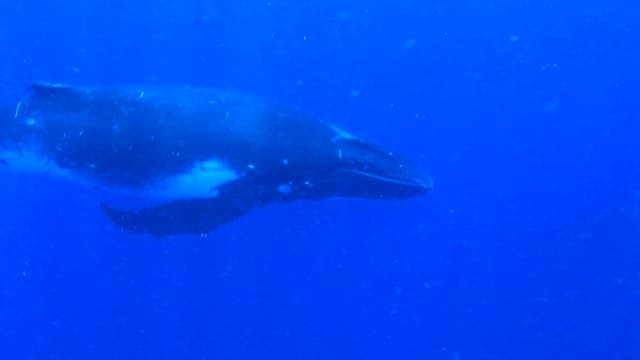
[{"left": 345, "top": 169, "right": 433, "bottom": 189}]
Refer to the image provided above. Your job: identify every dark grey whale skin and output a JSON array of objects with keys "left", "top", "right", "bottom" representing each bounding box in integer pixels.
[{"left": 1, "top": 83, "right": 432, "bottom": 236}]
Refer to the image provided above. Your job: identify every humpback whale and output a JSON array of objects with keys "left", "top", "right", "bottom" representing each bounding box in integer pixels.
[{"left": 0, "top": 83, "right": 432, "bottom": 236}]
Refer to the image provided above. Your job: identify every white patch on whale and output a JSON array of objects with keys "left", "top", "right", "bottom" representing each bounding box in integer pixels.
[
  {"left": 0, "top": 150, "right": 80, "bottom": 183},
  {"left": 147, "top": 160, "right": 237, "bottom": 199},
  {"left": 0, "top": 150, "right": 237, "bottom": 202},
  {"left": 98, "top": 160, "right": 237, "bottom": 211}
]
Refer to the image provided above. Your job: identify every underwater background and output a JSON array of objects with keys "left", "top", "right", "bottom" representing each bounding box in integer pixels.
[{"left": 0, "top": 0, "right": 638, "bottom": 359}]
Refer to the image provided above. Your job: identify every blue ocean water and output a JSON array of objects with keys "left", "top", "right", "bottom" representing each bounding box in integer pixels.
[{"left": 0, "top": 0, "right": 638, "bottom": 359}]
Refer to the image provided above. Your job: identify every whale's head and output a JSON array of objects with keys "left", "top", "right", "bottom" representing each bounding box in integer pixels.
[
  {"left": 332, "top": 137, "right": 432, "bottom": 199},
  {"left": 306, "top": 128, "right": 432, "bottom": 200}
]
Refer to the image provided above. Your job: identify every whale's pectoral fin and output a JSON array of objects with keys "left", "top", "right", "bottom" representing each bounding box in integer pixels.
[{"left": 101, "top": 177, "right": 270, "bottom": 237}]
